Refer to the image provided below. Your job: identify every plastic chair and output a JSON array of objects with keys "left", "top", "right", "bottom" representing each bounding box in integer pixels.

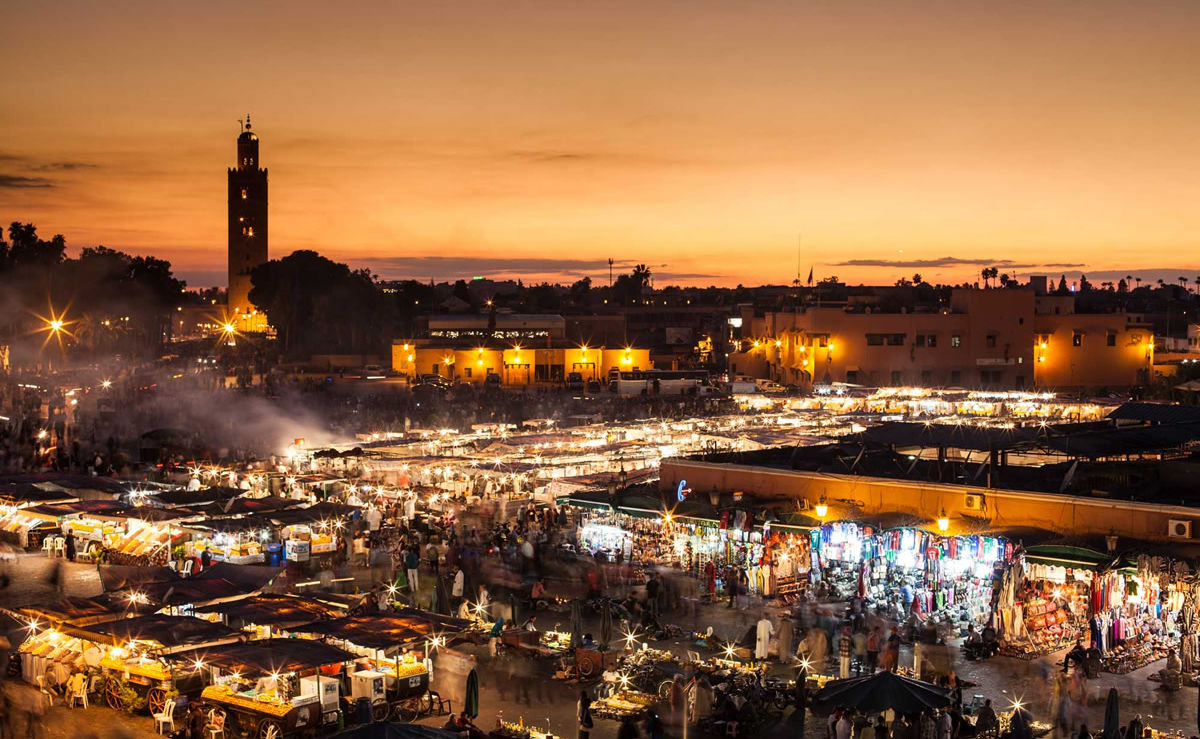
[
  {"left": 153, "top": 697, "right": 176, "bottom": 734},
  {"left": 206, "top": 709, "right": 226, "bottom": 739},
  {"left": 68, "top": 675, "right": 88, "bottom": 708},
  {"left": 35, "top": 675, "right": 55, "bottom": 708},
  {"left": 41, "top": 538, "right": 55, "bottom": 558},
  {"left": 53, "top": 538, "right": 66, "bottom": 558},
  {"left": 181, "top": 559, "right": 194, "bottom": 576}
]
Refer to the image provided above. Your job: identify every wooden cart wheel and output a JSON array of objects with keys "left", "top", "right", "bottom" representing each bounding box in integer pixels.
[
  {"left": 146, "top": 688, "right": 167, "bottom": 716},
  {"left": 391, "top": 700, "right": 419, "bottom": 722},
  {"left": 371, "top": 700, "right": 390, "bottom": 722},
  {"left": 416, "top": 692, "right": 435, "bottom": 716},
  {"left": 577, "top": 656, "right": 595, "bottom": 677},
  {"left": 104, "top": 678, "right": 124, "bottom": 709},
  {"left": 257, "top": 719, "right": 282, "bottom": 739},
  {"left": 657, "top": 680, "right": 673, "bottom": 699}
]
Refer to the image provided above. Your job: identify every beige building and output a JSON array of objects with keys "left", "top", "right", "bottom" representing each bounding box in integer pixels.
[
  {"left": 731, "top": 289, "right": 1152, "bottom": 390},
  {"left": 392, "top": 342, "right": 651, "bottom": 386}
]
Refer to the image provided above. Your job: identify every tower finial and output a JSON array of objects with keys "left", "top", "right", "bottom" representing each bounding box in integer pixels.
[{"left": 245, "top": 114, "right": 252, "bottom": 132}]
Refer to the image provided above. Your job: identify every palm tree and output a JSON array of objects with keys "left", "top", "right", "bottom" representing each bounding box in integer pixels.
[
  {"left": 1180, "top": 276, "right": 1188, "bottom": 289},
  {"left": 1135, "top": 276, "right": 1142, "bottom": 289}
]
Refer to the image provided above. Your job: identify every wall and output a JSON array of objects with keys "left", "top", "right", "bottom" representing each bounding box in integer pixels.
[{"left": 659, "top": 458, "right": 1200, "bottom": 546}]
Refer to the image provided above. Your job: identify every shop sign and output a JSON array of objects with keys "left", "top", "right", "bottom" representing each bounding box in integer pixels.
[{"left": 676, "top": 479, "right": 693, "bottom": 502}]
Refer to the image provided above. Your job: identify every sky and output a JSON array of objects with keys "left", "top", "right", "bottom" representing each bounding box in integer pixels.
[{"left": 3, "top": 0, "right": 1200, "bottom": 289}]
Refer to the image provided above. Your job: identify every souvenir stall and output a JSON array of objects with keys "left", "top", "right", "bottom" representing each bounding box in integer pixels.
[
  {"left": 995, "top": 546, "right": 1109, "bottom": 657},
  {"left": 1091, "top": 555, "right": 1193, "bottom": 674},
  {"left": 188, "top": 639, "right": 358, "bottom": 739},
  {"left": 809, "top": 523, "right": 1008, "bottom": 626}
]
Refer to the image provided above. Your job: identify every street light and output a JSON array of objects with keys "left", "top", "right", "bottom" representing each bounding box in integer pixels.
[{"left": 937, "top": 508, "right": 950, "bottom": 532}]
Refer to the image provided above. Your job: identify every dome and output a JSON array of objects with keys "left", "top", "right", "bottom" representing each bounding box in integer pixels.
[{"left": 238, "top": 131, "right": 258, "bottom": 142}]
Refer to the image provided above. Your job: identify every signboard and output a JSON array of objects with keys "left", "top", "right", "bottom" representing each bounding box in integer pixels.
[{"left": 285, "top": 538, "right": 311, "bottom": 562}]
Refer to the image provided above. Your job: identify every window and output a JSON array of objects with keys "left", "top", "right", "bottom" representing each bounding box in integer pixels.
[
  {"left": 846, "top": 370, "right": 859, "bottom": 383},
  {"left": 888, "top": 333, "right": 905, "bottom": 346},
  {"left": 1073, "top": 333, "right": 1083, "bottom": 347},
  {"left": 463, "top": 368, "right": 472, "bottom": 378},
  {"left": 915, "top": 335, "right": 926, "bottom": 347},
  {"left": 867, "top": 334, "right": 885, "bottom": 346},
  {"left": 951, "top": 335, "right": 962, "bottom": 348},
  {"left": 1106, "top": 334, "right": 1116, "bottom": 347},
  {"left": 1016, "top": 375, "right": 1025, "bottom": 389},
  {"left": 241, "top": 188, "right": 248, "bottom": 200},
  {"left": 986, "top": 334, "right": 997, "bottom": 348},
  {"left": 950, "top": 370, "right": 962, "bottom": 385},
  {"left": 890, "top": 370, "right": 902, "bottom": 385},
  {"left": 920, "top": 370, "right": 932, "bottom": 385},
  {"left": 927, "top": 334, "right": 937, "bottom": 348},
  {"left": 869, "top": 333, "right": 905, "bottom": 346}
]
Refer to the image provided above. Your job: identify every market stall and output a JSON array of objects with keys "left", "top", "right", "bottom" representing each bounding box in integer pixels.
[
  {"left": 810, "top": 522, "right": 1008, "bottom": 626},
  {"left": 292, "top": 610, "right": 472, "bottom": 721},
  {"left": 182, "top": 639, "right": 358, "bottom": 739},
  {"left": 996, "top": 545, "right": 1110, "bottom": 657}
]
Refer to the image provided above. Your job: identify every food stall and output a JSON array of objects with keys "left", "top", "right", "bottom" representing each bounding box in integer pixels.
[
  {"left": 292, "top": 609, "right": 472, "bottom": 722},
  {"left": 15, "top": 613, "right": 241, "bottom": 714},
  {"left": 183, "top": 639, "right": 358, "bottom": 739},
  {"left": 188, "top": 517, "right": 271, "bottom": 565},
  {"left": 0, "top": 503, "right": 62, "bottom": 549}
]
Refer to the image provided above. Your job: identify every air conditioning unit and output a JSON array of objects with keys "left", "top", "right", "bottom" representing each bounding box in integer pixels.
[
  {"left": 1168, "top": 520, "right": 1192, "bottom": 539},
  {"left": 964, "top": 494, "right": 985, "bottom": 511}
]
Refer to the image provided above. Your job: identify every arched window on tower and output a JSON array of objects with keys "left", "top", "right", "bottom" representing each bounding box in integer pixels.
[{"left": 241, "top": 188, "right": 247, "bottom": 200}]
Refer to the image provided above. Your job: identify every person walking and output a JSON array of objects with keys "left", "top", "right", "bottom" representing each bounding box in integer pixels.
[
  {"left": 866, "top": 626, "right": 881, "bottom": 673},
  {"left": 777, "top": 613, "right": 795, "bottom": 664},
  {"left": 756, "top": 614, "right": 775, "bottom": 661},
  {"left": 577, "top": 690, "right": 594, "bottom": 739},
  {"left": 405, "top": 547, "right": 421, "bottom": 594},
  {"left": 838, "top": 626, "right": 853, "bottom": 679}
]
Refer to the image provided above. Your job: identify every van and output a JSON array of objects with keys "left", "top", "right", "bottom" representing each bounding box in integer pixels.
[{"left": 566, "top": 372, "right": 584, "bottom": 391}]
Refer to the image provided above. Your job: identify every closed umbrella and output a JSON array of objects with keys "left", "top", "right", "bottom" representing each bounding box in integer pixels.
[
  {"left": 464, "top": 668, "right": 480, "bottom": 720},
  {"left": 1102, "top": 688, "right": 1120, "bottom": 739},
  {"left": 570, "top": 599, "right": 583, "bottom": 649},
  {"left": 599, "top": 602, "right": 612, "bottom": 652}
]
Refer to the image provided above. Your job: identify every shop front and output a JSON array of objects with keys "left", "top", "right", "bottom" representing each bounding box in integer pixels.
[
  {"left": 995, "top": 545, "right": 1110, "bottom": 658},
  {"left": 810, "top": 522, "right": 1008, "bottom": 627}
]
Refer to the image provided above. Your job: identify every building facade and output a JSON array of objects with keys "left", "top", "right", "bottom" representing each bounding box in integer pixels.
[
  {"left": 732, "top": 289, "right": 1152, "bottom": 390},
  {"left": 227, "top": 117, "right": 268, "bottom": 329}
]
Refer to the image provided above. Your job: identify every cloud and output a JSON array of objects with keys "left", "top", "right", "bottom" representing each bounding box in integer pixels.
[
  {"left": 508, "top": 150, "right": 593, "bottom": 163},
  {"left": 831, "top": 256, "right": 1085, "bottom": 269},
  {"left": 0, "top": 174, "right": 54, "bottom": 189},
  {"left": 32, "top": 161, "right": 100, "bottom": 172}
]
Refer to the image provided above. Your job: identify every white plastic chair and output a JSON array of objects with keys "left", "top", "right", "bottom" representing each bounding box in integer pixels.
[
  {"left": 53, "top": 537, "right": 66, "bottom": 558},
  {"left": 68, "top": 675, "right": 88, "bottom": 708},
  {"left": 181, "top": 559, "right": 194, "bottom": 576},
  {"left": 35, "top": 675, "right": 55, "bottom": 708},
  {"left": 206, "top": 708, "right": 226, "bottom": 739},
  {"left": 153, "top": 698, "right": 176, "bottom": 734},
  {"left": 41, "top": 538, "right": 56, "bottom": 557}
]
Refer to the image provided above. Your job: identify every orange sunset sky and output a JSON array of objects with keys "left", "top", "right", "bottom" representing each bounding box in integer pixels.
[{"left": 3, "top": 0, "right": 1199, "bottom": 289}]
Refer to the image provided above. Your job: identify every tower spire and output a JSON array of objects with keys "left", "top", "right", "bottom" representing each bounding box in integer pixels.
[{"left": 245, "top": 114, "right": 252, "bottom": 131}]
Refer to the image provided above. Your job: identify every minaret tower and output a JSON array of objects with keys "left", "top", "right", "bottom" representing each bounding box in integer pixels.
[{"left": 227, "top": 115, "right": 268, "bottom": 322}]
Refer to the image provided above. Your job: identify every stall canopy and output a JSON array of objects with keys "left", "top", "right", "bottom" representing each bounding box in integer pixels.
[
  {"left": 149, "top": 487, "right": 242, "bottom": 509},
  {"left": 8, "top": 594, "right": 152, "bottom": 628},
  {"left": 0, "top": 482, "right": 76, "bottom": 506},
  {"left": 812, "top": 671, "right": 952, "bottom": 714},
  {"left": 1022, "top": 545, "right": 1112, "bottom": 571},
  {"left": 302, "top": 610, "right": 471, "bottom": 651},
  {"left": 268, "top": 502, "right": 360, "bottom": 526},
  {"left": 193, "top": 593, "right": 349, "bottom": 627},
  {"left": 172, "top": 638, "right": 357, "bottom": 678},
  {"left": 73, "top": 615, "right": 243, "bottom": 653},
  {"left": 100, "top": 562, "right": 283, "bottom": 608}
]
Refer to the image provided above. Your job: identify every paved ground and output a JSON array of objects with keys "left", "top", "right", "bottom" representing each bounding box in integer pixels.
[{"left": 2, "top": 553, "right": 1197, "bottom": 739}]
